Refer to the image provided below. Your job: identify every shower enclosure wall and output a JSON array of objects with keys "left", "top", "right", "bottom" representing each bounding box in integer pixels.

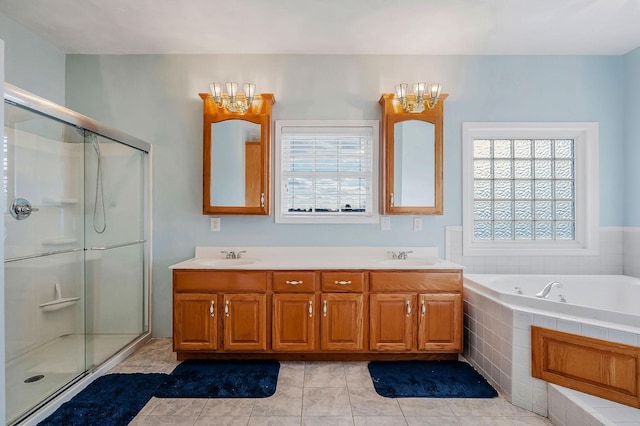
[{"left": 3, "top": 84, "right": 151, "bottom": 424}]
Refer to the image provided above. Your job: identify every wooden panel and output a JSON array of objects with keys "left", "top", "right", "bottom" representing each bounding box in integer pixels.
[
  {"left": 532, "top": 326, "right": 640, "bottom": 408},
  {"left": 272, "top": 294, "right": 316, "bottom": 351},
  {"left": 370, "top": 271, "right": 462, "bottom": 292},
  {"left": 273, "top": 271, "right": 317, "bottom": 293},
  {"left": 223, "top": 294, "right": 267, "bottom": 351},
  {"left": 173, "top": 293, "right": 217, "bottom": 351},
  {"left": 245, "top": 141, "right": 262, "bottom": 207},
  {"left": 321, "top": 272, "right": 365, "bottom": 292},
  {"left": 174, "top": 270, "right": 267, "bottom": 292},
  {"left": 320, "top": 293, "right": 364, "bottom": 351},
  {"left": 418, "top": 293, "right": 462, "bottom": 352},
  {"left": 370, "top": 293, "right": 415, "bottom": 352}
]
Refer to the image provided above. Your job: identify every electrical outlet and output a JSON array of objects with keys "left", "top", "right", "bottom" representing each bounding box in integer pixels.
[
  {"left": 381, "top": 216, "right": 391, "bottom": 231},
  {"left": 413, "top": 217, "right": 422, "bottom": 231},
  {"left": 210, "top": 217, "right": 221, "bottom": 232}
]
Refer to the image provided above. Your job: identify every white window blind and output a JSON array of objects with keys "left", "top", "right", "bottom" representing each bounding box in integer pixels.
[{"left": 275, "top": 121, "right": 379, "bottom": 224}]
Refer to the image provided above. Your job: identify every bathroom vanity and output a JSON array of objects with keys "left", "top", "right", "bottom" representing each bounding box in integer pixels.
[{"left": 170, "top": 247, "right": 463, "bottom": 361}]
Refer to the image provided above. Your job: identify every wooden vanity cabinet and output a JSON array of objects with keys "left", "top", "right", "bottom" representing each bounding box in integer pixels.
[
  {"left": 174, "top": 292, "right": 218, "bottom": 351},
  {"left": 272, "top": 272, "right": 317, "bottom": 352},
  {"left": 173, "top": 270, "right": 268, "bottom": 353},
  {"left": 369, "top": 271, "right": 462, "bottom": 353},
  {"left": 173, "top": 268, "right": 462, "bottom": 359},
  {"left": 320, "top": 272, "right": 365, "bottom": 351}
]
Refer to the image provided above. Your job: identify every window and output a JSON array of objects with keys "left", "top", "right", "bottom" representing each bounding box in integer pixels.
[
  {"left": 275, "top": 120, "right": 379, "bottom": 224},
  {"left": 462, "top": 122, "right": 599, "bottom": 256}
]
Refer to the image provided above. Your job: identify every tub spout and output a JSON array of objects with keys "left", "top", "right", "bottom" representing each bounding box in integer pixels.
[{"left": 535, "top": 281, "right": 563, "bottom": 298}]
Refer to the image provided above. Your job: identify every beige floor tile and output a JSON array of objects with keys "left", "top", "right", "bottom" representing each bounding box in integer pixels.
[
  {"left": 138, "top": 397, "right": 206, "bottom": 416},
  {"left": 348, "top": 387, "right": 402, "bottom": 416},
  {"left": 302, "top": 387, "right": 352, "bottom": 416},
  {"left": 193, "top": 416, "right": 250, "bottom": 425},
  {"left": 301, "top": 416, "right": 355, "bottom": 425},
  {"left": 398, "top": 398, "right": 455, "bottom": 417},
  {"left": 405, "top": 417, "right": 461, "bottom": 426},
  {"left": 252, "top": 386, "right": 303, "bottom": 416},
  {"left": 129, "top": 414, "right": 199, "bottom": 425},
  {"left": 247, "top": 416, "right": 301, "bottom": 425},
  {"left": 344, "top": 362, "right": 374, "bottom": 389},
  {"left": 89, "top": 339, "right": 557, "bottom": 426},
  {"left": 353, "top": 415, "right": 408, "bottom": 426},
  {"left": 200, "top": 398, "right": 256, "bottom": 417},
  {"left": 303, "top": 362, "right": 347, "bottom": 388}
]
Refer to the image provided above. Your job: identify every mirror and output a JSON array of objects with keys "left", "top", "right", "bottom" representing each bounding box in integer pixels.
[
  {"left": 379, "top": 93, "right": 447, "bottom": 215},
  {"left": 200, "top": 93, "right": 275, "bottom": 215}
]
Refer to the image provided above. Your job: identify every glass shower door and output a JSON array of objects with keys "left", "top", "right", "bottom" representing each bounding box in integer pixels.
[
  {"left": 83, "top": 132, "right": 148, "bottom": 369},
  {"left": 3, "top": 103, "right": 86, "bottom": 424}
]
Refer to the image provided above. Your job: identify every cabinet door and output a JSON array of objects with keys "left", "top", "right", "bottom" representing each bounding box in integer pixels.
[
  {"left": 223, "top": 293, "right": 267, "bottom": 351},
  {"left": 418, "top": 293, "right": 462, "bottom": 352},
  {"left": 174, "top": 293, "right": 217, "bottom": 351},
  {"left": 273, "top": 293, "right": 316, "bottom": 351},
  {"left": 320, "top": 293, "right": 364, "bottom": 351},
  {"left": 370, "top": 293, "right": 415, "bottom": 351}
]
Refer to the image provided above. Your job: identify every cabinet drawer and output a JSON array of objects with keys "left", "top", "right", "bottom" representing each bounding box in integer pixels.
[
  {"left": 173, "top": 270, "right": 267, "bottom": 292},
  {"left": 273, "top": 272, "right": 317, "bottom": 292},
  {"left": 370, "top": 271, "right": 462, "bottom": 292},
  {"left": 322, "top": 272, "right": 365, "bottom": 292}
]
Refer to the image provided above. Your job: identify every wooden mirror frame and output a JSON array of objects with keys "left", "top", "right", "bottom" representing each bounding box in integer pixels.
[
  {"left": 199, "top": 93, "right": 275, "bottom": 215},
  {"left": 379, "top": 93, "right": 447, "bottom": 215}
]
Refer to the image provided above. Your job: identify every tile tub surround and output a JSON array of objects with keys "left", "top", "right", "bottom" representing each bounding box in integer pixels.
[
  {"left": 463, "top": 278, "right": 640, "bottom": 424},
  {"left": 446, "top": 226, "right": 624, "bottom": 275},
  {"left": 624, "top": 227, "right": 640, "bottom": 279},
  {"left": 104, "top": 338, "right": 552, "bottom": 425}
]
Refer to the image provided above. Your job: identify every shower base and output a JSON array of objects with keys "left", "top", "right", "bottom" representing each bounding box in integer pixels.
[{"left": 6, "top": 333, "right": 139, "bottom": 424}]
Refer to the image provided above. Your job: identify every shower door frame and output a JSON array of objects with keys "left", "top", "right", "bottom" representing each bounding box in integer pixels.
[{"left": 3, "top": 83, "right": 153, "bottom": 424}]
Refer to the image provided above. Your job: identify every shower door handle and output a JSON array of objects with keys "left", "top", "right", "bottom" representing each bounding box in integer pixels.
[{"left": 10, "top": 198, "right": 39, "bottom": 220}]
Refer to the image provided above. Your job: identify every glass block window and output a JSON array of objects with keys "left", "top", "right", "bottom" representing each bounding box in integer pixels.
[
  {"left": 472, "top": 138, "right": 575, "bottom": 241},
  {"left": 462, "top": 122, "right": 599, "bottom": 256},
  {"left": 275, "top": 120, "right": 379, "bottom": 224}
]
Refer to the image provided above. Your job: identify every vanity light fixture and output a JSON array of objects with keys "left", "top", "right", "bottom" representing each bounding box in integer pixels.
[
  {"left": 209, "top": 82, "right": 256, "bottom": 113},
  {"left": 394, "top": 83, "right": 442, "bottom": 113}
]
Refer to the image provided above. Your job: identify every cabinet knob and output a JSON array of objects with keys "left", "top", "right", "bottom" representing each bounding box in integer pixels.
[
  {"left": 286, "top": 280, "right": 303, "bottom": 285},
  {"left": 323, "top": 300, "right": 327, "bottom": 317},
  {"left": 210, "top": 300, "right": 215, "bottom": 318},
  {"left": 308, "top": 300, "right": 313, "bottom": 317},
  {"left": 421, "top": 300, "right": 426, "bottom": 317},
  {"left": 225, "top": 300, "right": 230, "bottom": 318},
  {"left": 406, "top": 300, "right": 411, "bottom": 317},
  {"left": 334, "top": 280, "right": 352, "bottom": 285}
]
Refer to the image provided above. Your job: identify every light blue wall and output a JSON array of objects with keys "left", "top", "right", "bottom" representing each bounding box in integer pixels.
[
  {"left": 0, "top": 13, "right": 66, "bottom": 104},
  {"left": 64, "top": 54, "right": 625, "bottom": 337},
  {"left": 624, "top": 47, "right": 640, "bottom": 226}
]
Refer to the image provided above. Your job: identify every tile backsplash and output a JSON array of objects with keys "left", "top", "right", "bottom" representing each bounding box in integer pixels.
[{"left": 446, "top": 226, "right": 625, "bottom": 275}]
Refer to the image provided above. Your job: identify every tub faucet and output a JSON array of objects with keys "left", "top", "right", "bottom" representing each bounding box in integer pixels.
[{"left": 535, "top": 281, "right": 563, "bottom": 298}]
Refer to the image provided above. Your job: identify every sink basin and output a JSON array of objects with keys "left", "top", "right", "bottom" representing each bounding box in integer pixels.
[
  {"left": 379, "top": 259, "right": 438, "bottom": 267},
  {"left": 194, "top": 258, "right": 257, "bottom": 267}
]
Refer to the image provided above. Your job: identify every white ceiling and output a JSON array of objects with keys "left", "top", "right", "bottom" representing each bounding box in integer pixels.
[{"left": 1, "top": 0, "right": 639, "bottom": 55}]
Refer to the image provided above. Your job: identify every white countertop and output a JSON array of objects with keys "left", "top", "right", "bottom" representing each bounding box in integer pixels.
[{"left": 169, "top": 246, "right": 463, "bottom": 270}]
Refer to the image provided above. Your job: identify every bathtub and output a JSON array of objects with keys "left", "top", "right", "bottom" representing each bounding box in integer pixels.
[
  {"left": 464, "top": 274, "right": 640, "bottom": 331},
  {"left": 462, "top": 274, "right": 640, "bottom": 422}
]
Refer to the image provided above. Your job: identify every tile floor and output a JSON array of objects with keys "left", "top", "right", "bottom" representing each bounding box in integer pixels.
[{"left": 109, "top": 338, "right": 552, "bottom": 426}]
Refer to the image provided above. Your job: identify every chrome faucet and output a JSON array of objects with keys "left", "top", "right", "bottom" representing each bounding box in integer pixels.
[
  {"left": 221, "top": 250, "right": 247, "bottom": 259},
  {"left": 397, "top": 250, "right": 413, "bottom": 260},
  {"left": 535, "top": 281, "right": 563, "bottom": 298}
]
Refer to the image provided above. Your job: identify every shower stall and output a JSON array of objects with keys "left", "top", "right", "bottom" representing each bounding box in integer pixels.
[{"left": 3, "top": 84, "right": 151, "bottom": 424}]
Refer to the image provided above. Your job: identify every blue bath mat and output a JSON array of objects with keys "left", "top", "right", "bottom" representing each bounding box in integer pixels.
[
  {"left": 38, "top": 373, "right": 168, "bottom": 426},
  {"left": 368, "top": 360, "right": 498, "bottom": 398},
  {"left": 155, "top": 359, "right": 280, "bottom": 398}
]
